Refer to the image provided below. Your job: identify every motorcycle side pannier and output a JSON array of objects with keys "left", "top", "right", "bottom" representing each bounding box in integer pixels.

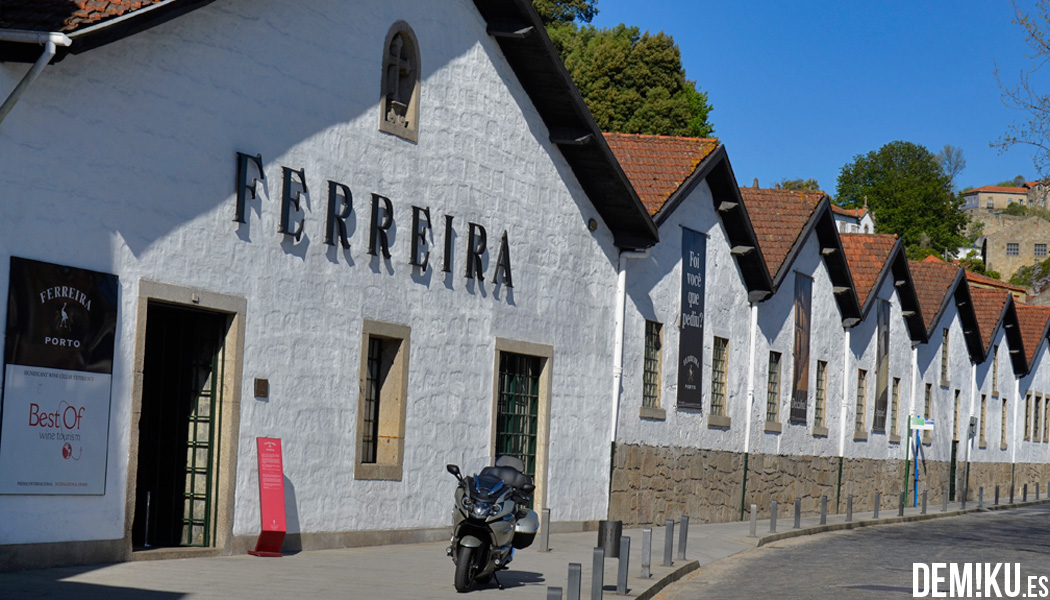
[{"left": 512, "top": 509, "right": 540, "bottom": 549}]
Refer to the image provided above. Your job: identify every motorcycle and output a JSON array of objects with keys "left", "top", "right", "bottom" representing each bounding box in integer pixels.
[{"left": 445, "top": 456, "right": 539, "bottom": 592}]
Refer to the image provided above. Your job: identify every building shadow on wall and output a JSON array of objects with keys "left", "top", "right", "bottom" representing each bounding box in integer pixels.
[{"left": 281, "top": 475, "right": 303, "bottom": 555}]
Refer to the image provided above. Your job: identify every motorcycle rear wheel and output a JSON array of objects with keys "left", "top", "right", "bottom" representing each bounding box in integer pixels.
[{"left": 454, "top": 545, "right": 479, "bottom": 592}]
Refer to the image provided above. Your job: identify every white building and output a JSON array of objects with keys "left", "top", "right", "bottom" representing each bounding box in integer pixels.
[{"left": 0, "top": 0, "right": 659, "bottom": 569}]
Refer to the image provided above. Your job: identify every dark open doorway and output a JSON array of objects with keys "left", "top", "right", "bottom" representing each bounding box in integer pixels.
[{"left": 132, "top": 302, "right": 229, "bottom": 550}]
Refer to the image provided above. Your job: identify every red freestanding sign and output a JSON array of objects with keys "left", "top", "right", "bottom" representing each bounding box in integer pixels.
[{"left": 249, "top": 437, "right": 286, "bottom": 557}]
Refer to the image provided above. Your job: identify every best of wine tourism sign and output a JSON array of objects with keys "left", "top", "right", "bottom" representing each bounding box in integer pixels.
[{"left": 0, "top": 257, "right": 118, "bottom": 495}]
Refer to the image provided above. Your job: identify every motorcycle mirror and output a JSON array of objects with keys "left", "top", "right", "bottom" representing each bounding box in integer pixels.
[
  {"left": 446, "top": 464, "right": 461, "bottom": 476},
  {"left": 522, "top": 483, "right": 535, "bottom": 494}
]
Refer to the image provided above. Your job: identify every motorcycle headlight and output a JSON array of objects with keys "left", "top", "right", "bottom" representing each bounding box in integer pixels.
[{"left": 473, "top": 501, "right": 493, "bottom": 517}]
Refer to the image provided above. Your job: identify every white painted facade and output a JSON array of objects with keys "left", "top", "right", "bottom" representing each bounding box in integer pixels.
[
  {"left": 617, "top": 180, "right": 751, "bottom": 453},
  {"left": 1017, "top": 341, "right": 1050, "bottom": 464},
  {"left": 0, "top": 0, "right": 627, "bottom": 549},
  {"left": 752, "top": 233, "right": 844, "bottom": 458},
  {"left": 970, "top": 327, "right": 1013, "bottom": 463},
  {"left": 844, "top": 274, "right": 914, "bottom": 460},
  {"left": 913, "top": 302, "right": 972, "bottom": 463}
]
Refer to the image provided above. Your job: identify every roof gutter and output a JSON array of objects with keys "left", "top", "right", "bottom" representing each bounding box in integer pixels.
[{"left": 0, "top": 30, "right": 72, "bottom": 126}]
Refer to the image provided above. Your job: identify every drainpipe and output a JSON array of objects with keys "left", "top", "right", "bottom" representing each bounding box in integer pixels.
[
  {"left": 739, "top": 302, "right": 758, "bottom": 520},
  {"left": 610, "top": 248, "right": 651, "bottom": 445},
  {"left": 0, "top": 30, "right": 72, "bottom": 126}
]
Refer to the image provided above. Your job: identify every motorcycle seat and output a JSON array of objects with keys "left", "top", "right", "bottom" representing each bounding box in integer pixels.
[{"left": 480, "top": 465, "right": 532, "bottom": 493}]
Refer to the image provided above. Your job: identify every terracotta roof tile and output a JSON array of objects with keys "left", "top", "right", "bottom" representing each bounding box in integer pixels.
[
  {"left": 908, "top": 260, "right": 962, "bottom": 332},
  {"left": 739, "top": 187, "right": 824, "bottom": 280},
  {"left": 603, "top": 133, "right": 719, "bottom": 216},
  {"left": 962, "top": 186, "right": 1028, "bottom": 194},
  {"left": 0, "top": 1, "right": 159, "bottom": 33},
  {"left": 840, "top": 233, "right": 897, "bottom": 308},
  {"left": 1015, "top": 304, "right": 1050, "bottom": 365},
  {"left": 831, "top": 205, "right": 868, "bottom": 219},
  {"left": 970, "top": 288, "right": 1010, "bottom": 352},
  {"left": 965, "top": 270, "right": 1026, "bottom": 294}
]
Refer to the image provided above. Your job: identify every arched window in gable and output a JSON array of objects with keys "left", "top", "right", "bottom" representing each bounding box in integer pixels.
[{"left": 379, "top": 21, "right": 421, "bottom": 142}]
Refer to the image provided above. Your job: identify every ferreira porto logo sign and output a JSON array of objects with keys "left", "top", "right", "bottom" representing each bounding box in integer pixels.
[
  {"left": 0, "top": 257, "right": 118, "bottom": 495},
  {"left": 677, "top": 228, "right": 706, "bottom": 409}
]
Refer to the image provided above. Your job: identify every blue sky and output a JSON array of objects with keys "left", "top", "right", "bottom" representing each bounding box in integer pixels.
[{"left": 590, "top": 1, "right": 1044, "bottom": 195}]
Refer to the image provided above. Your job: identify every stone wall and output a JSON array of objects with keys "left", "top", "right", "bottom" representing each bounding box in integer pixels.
[{"left": 610, "top": 443, "right": 1050, "bottom": 526}]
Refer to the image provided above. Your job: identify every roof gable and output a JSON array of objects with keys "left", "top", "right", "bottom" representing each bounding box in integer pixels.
[
  {"left": 970, "top": 288, "right": 1010, "bottom": 355},
  {"left": 1016, "top": 304, "right": 1050, "bottom": 369},
  {"left": 908, "top": 260, "right": 984, "bottom": 361},
  {"left": 603, "top": 133, "right": 718, "bottom": 216},
  {"left": 740, "top": 188, "right": 824, "bottom": 282},
  {"left": 840, "top": 233, "right": 896, "bottom": 309}
]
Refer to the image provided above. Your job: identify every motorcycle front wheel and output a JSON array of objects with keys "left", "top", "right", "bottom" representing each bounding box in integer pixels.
[{"left": 454, "top": 545, "right": 479, "bottom": 592}]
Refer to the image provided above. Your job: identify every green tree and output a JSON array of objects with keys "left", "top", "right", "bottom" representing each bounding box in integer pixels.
[
  {"left": 532, "top": 0, "right": 597, "bottom": 25},
  {"left": 996, "top": 175, "right": 1027, "bottom": 187},
  {"left": 1003, "top": 202, "right": 1028, "bottom": 216},
  {"left": 836, "top": 141, "right": 968, "bottom": 259},
  {"left": 538, "top": 10, "right": 714, "bottom": 138},
  {"left": 777, "top": 178, "right": 821, "bottom": 191}
]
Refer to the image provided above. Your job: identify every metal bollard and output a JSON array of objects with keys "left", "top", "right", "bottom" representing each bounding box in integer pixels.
[
  {"left": 995, "top": 485, "right": 1000, "bottom": 506},
  {"left": 846, "top": 495, "right": 853, "bottom": 522},
  {"left": 640, "top": 528, "right": 652, "bottom": 579},
  {"left": 922, "top": 490, "right": 928, "bottom": 514},
  {"left": 617, "top": 536, "right": 630, "bottom": 595},
  {"left": 567, "top": 563, "right": 582, "bottom": 600},
  {"left": 942, "top": 487, "right": 948, "bottom": 512},
  {"left": 677, "top": 517, "right": 688, "bottom": 560},
  {"left": 1024, "top": 484, "right": 1028, "bottom": 503},
  {"left": 899, "top": 492, "right": 905, "bottom": 517},
  {"left": 961, "top": 485, "right": 967, "bottom": 510},
  {"left": 749, "top": 503, "right": 757, "bottom": 537},
  {"left": 794, "top": 498, "right": 801, "bottom": 529},
  {"left": 874, "top": 492, "right": 880, "bottom": 519},
  {"left": 820, "top": 496, "right": 827, "bottom": 525},
  {"left": 540, "top": 508, "right": 552, "bottom": 552},
  {"left": 598, "top": 520, "right": 622, "bottom": 558},
  {"left": 591, "top": 548, "right": 604, "bottom": 600},
  {"left": 1037, "top": 483, "right": 1040, "bottom": 501},
  {"left": 1010, "top": 485, "right": 1015, "bottom": 504},
  {"left": 770, "top": 500, "right": 778, "bottom": 533},
  {"left": 979, "top": 487, "right": 984, "bottom": 508},
  {"left": 662, "top": 519, "right": 674, "bottom": 567},
  {"left": 548, "top": 587, "right": 564, "bottom": 600}
]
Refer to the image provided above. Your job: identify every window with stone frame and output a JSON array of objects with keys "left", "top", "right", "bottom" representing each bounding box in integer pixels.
[
  {"left": 766, "top": 351, "right": 782, "bottom": 424},
  {"left": 1025, "top": 392, "right": 1033, "bottom": 441},
  {"left": 1037, "top": 244, "right": 1048, "bottom": 258},
  {"left": 814, "top": 360, "right": 827, "bottom": 429},
  {"left": 992, "top": 345, "right": 999, "bottom": 396},
  {"left": 940, "top": 328, "right": 949, "bottom": 385},
  {"left": 1037, "top": 395, "right": 1044, "bottom": 443},
  {"left": 890, "top": 377, "right": 901, "bottom": 437},
  {"left": 710, "top": 337, "right": 729, "bottom": 417},
  {"left": 356, "top": 320, "right": 410, "bottom": 480},
  {"left": 924, "top": 383, "right": 933, "bottom": 420},
  {"left": 980, "top": 394, "right": 987, "bottom": 445},
  {"left": 953, "top": 389, "right": 961, "bottom": 442},
  {"left": 379, "top": 21, "right": 421, "bottom": 142},
  {"left": 855, "top": 369, "right": 867, "bottom": 434},
  {"left": 1044, "top": 399, "right": 1049, "bottom": 443},
  {"left": 1002, "top": 398, "right": 1008, "bottom": 448},
  {"left": 1007, "top": 243, "right": 1019, "bottom": 256},
  {"left": 642, "top": 320, "right": 662, "bottom": 409}
]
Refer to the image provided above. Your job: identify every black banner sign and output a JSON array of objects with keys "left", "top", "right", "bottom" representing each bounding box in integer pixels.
[
  {"left": 4, "top": 257, "right": 119, "bottom": 374},
  {"left": 790, "top": 273, "right": 812, "bottom": 424},
  {"left": 677, "top": 228, "right": 706, "bottom": 409}
]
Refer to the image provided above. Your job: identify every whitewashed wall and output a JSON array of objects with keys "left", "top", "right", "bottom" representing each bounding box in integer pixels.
[
  {"left": 913, "top": 303, "right": 971, "bottom": 462},
  {"left": 843, "top": 274, "right": 913, "bottom": 460},
  {"left": 751, "top": 233, "right": 843, "bottom": 458},
  {"left": 1016, "top": 339, "right": 1050, "bottom": 465},
  {"left": 0, "top": 0, "right": 622, "bottom": 545},
  {"left": 618, "top": 180, "right": 751, "bottom": 452}
]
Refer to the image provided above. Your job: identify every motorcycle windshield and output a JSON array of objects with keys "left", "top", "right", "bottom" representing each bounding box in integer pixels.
[{"left": 468, "top": 471, "right": 508, "bottom": 502}]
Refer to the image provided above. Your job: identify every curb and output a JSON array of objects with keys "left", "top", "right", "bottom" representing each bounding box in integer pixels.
[
  {"left": 755, "top": 497, "right": 1050, "bottom": 547},
  {"left": 635, "top": 559, "right": 700, "bottom": 600}
]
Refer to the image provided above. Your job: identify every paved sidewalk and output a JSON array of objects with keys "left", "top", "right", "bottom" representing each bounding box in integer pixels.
[{"left": 2, "top": 495, "right": 1045, "bottom": 600}]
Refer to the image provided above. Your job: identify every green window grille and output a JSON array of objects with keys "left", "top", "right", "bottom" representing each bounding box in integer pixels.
[
  {"left": 980, "top": 395, "right": 987, "bottom": 444},
  {"left": 1002, "top": 399, "right": 1008, "bottom": 447},
  {"left": 711, "top": 337, "right": 728, "bottom": 417},
  {"left": 642, "top": 321, "right": 662, "bottom": 409},
  {"left": 1036, "top": 396, "right": 1043, "bottom": 443},
  {"left": 890, "top": 377, "right": 900, "bottom": 436},
  {"left": 181, "top": 318, "right": 225, "bottom": 548},
  {"left": 1025, "top": 393, "right": 1032, "bottom": 440},
  {"left": 362, "top": 337, "right": 383, "bottom": 464},
  {"left": 766, "top": 352, "right": 781, "bottom": 423},
  {"left": 992, "top": 345, "right": 999, "bottom": 395},
  {"left": 814, "top": 360, "right": 827, "bottom": 428},
  {"left": 940, "top": 329, "right": 949, "bottom": 383},
  {"left": 496, "top": 352, "right": 542, "bottom": 481},
  {"left": 924, "top": 384, "right": 933, "bottom": 419},
  {"left": 855, "top": 370, "right": 867, "bottom": 433}
]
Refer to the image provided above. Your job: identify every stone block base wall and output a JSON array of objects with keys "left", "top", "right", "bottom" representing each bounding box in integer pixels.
[{"left": 609, "top": 443, "right": 1050, "bottom": 526}]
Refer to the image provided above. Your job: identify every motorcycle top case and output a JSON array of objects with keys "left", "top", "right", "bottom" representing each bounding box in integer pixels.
[{"left": 513, "top": 509, "right": 540, "bottom": 549}]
